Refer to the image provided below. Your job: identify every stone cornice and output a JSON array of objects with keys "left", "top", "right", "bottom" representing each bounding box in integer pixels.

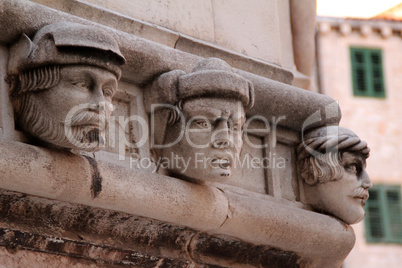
[
  {"left": 317, "top": 16, "right": 402, "bottom": 38},
  {"left": 0, "top": 189, "right": 303, "bottom": 268},
  {"left": 0, "top": 140, "right": 355, "bottom": 267}
]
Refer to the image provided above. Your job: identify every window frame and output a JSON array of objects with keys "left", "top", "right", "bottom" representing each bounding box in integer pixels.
[{"left": 350, "top": 47, "right": 386, "bottom": 98}]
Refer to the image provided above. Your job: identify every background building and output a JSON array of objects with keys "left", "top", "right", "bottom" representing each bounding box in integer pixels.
[{"left": 316, "top": 7, "right": 402, "bottom": 267}]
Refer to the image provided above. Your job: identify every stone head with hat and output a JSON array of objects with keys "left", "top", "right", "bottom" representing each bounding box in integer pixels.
[
  {"left": 145, "top": 57, "right": 254, "bottom": 183},
  {"left": 8, "top": 22, "right": 125, "bottom": 151},
  {"left": 297, "top": 125, "right": 372, "bottom": 224}
]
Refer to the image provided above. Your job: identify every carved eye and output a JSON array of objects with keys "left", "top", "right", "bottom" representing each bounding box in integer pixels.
[
  {"left": 192, "top": 119, "right": 210, "bottom": 129},
  {"left": 345, "top": 163, "right": 361, "bottom": 175},
  {"left": 73, "top": 81, "right": 90, "bottom": 90},
  {"left": 232, "top": 124, "right": 241, "bottom": 132},
  {"left": 103, "top": 88, "right": 114, "bottom": 98}
]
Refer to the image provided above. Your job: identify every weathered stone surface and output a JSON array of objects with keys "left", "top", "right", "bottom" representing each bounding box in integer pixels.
[
  {"left": 0, "top": 246, "right": 100, "bottom": 268},
  {"left": 189, "top": 233, "right": 305, "bottom": 268},
  {"left": 0, "top": 228, "right": 191, "bottom": 267},
  {"left": 211, "top": 0, "right": 282, "bottom": 65},
  {"left": 0, "top": 140, "right": 229, "bottom": 232},
  {"left": 174, "top": 36, "right": 294, "bottom": 84},
  {"left": 289, "top": 0, "right": 316, "bottom": 90},
  {"left": 240, "top": 70, "right": 341, "bottom": 132},
  {"left": 0, "top": 45, "right": 16, "bottom": 141},
  {"left": 0, "top": 189, "right": 304, "bottom": 267},
  {"left": 63, "top": 0, "right": 284, "bottom": 66}
]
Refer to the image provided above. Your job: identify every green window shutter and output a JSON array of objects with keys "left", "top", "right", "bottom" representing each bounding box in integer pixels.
[
  {"left": 350, "top": 47, "right": 385, "bottom": 98},
  {"left": 365, "top": 185, "right": 402, "bottom": 244},
  {"left": 365, "top": 186, "right": 385, "bottom": 241},
  {"left": 369, "top": 50, "right": 385, "bottom": 97},
  {"left": 385, "top": 187, "right": 402, "bottom": 242}
]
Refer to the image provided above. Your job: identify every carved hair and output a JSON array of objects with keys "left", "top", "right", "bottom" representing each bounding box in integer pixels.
[
  {"left": 10, "top": 66, "right": 60, "bottom": 126},
  {"left": 297, "top": 126, "right": 370, "bottom": 185},
  {"left": 16, "top": 93, "right": 65, "bottom": 143},
  {"left": 299, "top": 152, "right": 343, "bottom": 185},
  {"left": 166, "top": 100, "right": 184, "bottom": 127},
  {"left": 10, "top": 65, "right": 60, "bottom": 96}
]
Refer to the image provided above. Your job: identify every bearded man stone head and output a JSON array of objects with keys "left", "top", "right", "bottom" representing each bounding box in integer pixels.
[
  {"left": 8, "top": 22, "right": 125, "bottom": 152},
  {"left": 145, "top": 57, "right": 254, "bottom": 184},
  {"left": 297, "top": 126, "right": 372, "bottom": 224}
]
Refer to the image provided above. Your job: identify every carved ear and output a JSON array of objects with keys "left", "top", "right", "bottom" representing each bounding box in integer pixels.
[
  {"left": 8, "top": 33, "right": 34, "bottom": 75},
  {"left": 144, "top": 70, "right": 185, "bottom": 113},
  {"left": 144, "top": 69, "right": 185, "bottom": 149},
  {"left": 301, "top": 158, "right": 318, "bottom": 185}
]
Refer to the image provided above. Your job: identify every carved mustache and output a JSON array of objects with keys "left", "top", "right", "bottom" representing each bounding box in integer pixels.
[
  {"left": 353, "top": 187, "right": 369, "bottom": 200},
  {"left": 64, "top": 110, "right": 108, "bottom": 130}
]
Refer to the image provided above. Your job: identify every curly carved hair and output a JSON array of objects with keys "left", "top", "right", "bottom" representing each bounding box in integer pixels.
[{"left": 297, "top": 126, "right": 370, "bottom": 185}]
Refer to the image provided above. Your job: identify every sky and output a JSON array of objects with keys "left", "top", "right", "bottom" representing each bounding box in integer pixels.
[{"left": 317, "top": 0, "right": 402, "bottom": 18}]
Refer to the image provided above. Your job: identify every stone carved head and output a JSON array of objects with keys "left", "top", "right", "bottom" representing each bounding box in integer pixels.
[
  {"left": 8, "top": 22, "right": 125, "bottom": 151},
  {"left": 297, "top": 126, "right": 371, "bottom": 224},
  {"left": 145, "top": 58, "right": 254, "bottom": 183}
]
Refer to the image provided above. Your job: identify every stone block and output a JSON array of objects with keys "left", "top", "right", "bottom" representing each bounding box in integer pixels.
[
  {"left": 212, "top": 0, "right": 282, "bottom": 65},
  {"left": 82, "top": 0, "right": 216, "bottom": 43}
]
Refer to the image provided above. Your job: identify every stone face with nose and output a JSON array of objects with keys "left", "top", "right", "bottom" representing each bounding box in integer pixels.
[
  {"left": 147, "top": 58, "right": 252, "bottom": 183},
  {"left": 8, "top": 22, "right": 124, "bottom": 152},
  {"left": 297, "top": 126, "right": 372, "bottom": 224}
]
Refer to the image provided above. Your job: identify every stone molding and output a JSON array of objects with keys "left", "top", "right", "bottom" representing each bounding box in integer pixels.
[
  {"left": 0, "top": 190, "right": 304, "bottom": 268},
  {"left": 0, "top": 140, "right": 355, "bottom": 267}
]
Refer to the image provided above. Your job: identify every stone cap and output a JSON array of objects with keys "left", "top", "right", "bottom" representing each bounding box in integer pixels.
[
  {"left": 146, "top": 58, "right": 254, "bottom": 111},
  {"left": 8, "top": 22, "right": 126, "bottom": 78}
]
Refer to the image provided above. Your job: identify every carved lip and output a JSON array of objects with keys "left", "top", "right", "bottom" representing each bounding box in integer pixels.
[
  {"left": 353, "top": 193, "right": 369, "bottom": 206},
  {"left": 210, "top": 153, "right": 234, "bottom": 170},
  {"left": 211, "top": 158, "right": 230, "bottom": 169},
  {"left": 68, "top": 113, "right": 107, "bottom": 130}
]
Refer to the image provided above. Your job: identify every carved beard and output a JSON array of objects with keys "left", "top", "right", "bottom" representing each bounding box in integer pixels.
[{"left": 15, "top": 94, "right": 106, "bottom": 152}]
